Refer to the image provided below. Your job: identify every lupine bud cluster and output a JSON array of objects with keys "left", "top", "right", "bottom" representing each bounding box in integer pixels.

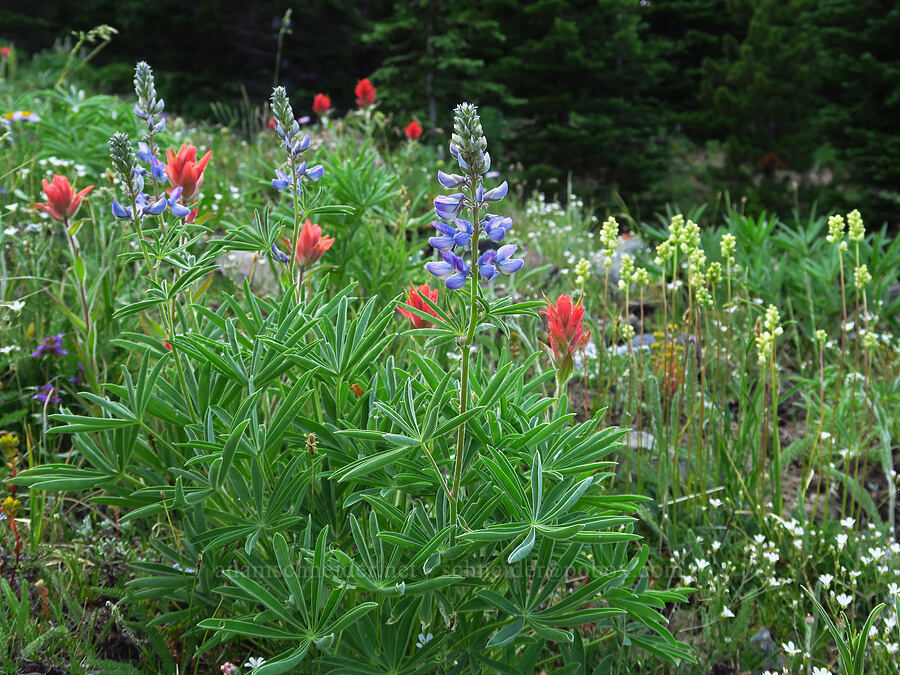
[
  {"left": 425, "top": 103, "right": 522, "bottom": 289},
  {"left": 133, "top": 61, "right": 165, "bottom": 135},
  {"left": 270, "top": 86, "right": 324, "bottom": 197},
  {"left": 755, "top": 304, "right": 783, "bottom": 365},
  {"left": 450, "top": 103, "right": 488, "bottom": 177},
  {"left": 847, "top": 209, "right": 865, "bottom": 243}
]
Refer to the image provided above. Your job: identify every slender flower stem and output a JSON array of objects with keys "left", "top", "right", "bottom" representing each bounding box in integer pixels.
[{"left": 449, "top": 191, "right": 479, "bottom": 534}]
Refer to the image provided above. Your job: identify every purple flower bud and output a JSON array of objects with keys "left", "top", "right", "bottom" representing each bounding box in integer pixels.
[
  {"left": 482, "top": 181, "right": 508, "bottom": 203},
  {"left": 111, "top": 199, "right": 133, "bottom": 220},
  {"left": 169, "top": 199, "right": 191, "bottom": 218},
  {"left": 495, "top": 244, "right": 524, "bottom": 274},
  {"left": 270, "top": 243, "right": 290, "bottom": 263},
  {"left": 305, "top": 164, "right": 324, "bottom": 181},
  {"left": 437, "top": 170, "right": 466, "bottom": 189},
  {"left": 478, "top": 250, "right": 498, "bottom": 280},
  {"left": 434, "top": 193, "right": 465, "bottom": 220},
  {"left": 150, "top": 156, "right": 167, "bottom": 183},
  {"left": 142, "top": 195, "right": 168, "bottom": 216},
  {"left": 272, "top": 169, "right": 290, "bottom": 191},
  {"left": 137, "top": 142, "right": 152, "bottom": 162},
  {"left": 152, "top": 117, "right": 166, "bottom": 133}
]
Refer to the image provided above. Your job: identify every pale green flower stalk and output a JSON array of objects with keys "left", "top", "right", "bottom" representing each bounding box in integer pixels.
[
  {"left": 597, "top": 216, "right": 619, "bottom": 397},
  {"left": 847, "top": 209, "right": 873, "bottom": 523},
  {"left": 618, "top": 254, "right": 637, "bottom": 430},
  {"left": 756, "top": 304, "right": 783, "bottom": 513}
]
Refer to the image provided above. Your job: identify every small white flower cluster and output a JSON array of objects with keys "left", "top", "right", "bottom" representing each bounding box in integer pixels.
[
  {"left": 826, "top": 214, "right": 847, "bottom": 251},
  {"left": 755, "top": 304, "right": 783, "bottom": 365}
]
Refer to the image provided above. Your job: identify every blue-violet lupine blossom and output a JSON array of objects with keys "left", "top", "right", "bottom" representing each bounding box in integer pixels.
[
  {"left": 269, "top": 86, "right": 324, "bottom": 196},
  {"left": 429, "top": 219, "right": 472, "bottom": 250},
  {"left": 270, "top": 243, "right": 290, "bottom": 263},
  {"left": 167, "top": 187, "right": 191, "bottom": 218},
  {"left": 425, "top": 251, "right": 470, "bottom": 290},
  {"left": 32, "top": 334, "right": 67, "bottom": 358},
  {"left": 478, "top": 244, "right": 524, "bottom": 281},
  {"left": 424, "top": 102, "right": 522, "bottom": 289}
]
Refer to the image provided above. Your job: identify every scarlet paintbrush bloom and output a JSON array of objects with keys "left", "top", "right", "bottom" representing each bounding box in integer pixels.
[
  {"left": 541, "top": 294, "right": 591, "bottom": 385},
  {"left": 312, "top": 93, "right": 331, "bottom": 115},
  {"left": 354, "top": 78, "right": 376, "bottom": 108},
  {"left": 404, "top": 120, "right": 423, "bottom": 141},
  {"left": 165, "top": 144, "right": 212, "bottom": 203},
  {"left": 31, "top": 175, "right": 94, "bottom": 223},
  {"left": 293, "top": 219, "right": 334, "bottom": 267},
  {"left": 0, "top": 47, "right": 10, "bottom": 58},
  {"left": 398, "top": 284, "right": 439, "bottom": 329}
]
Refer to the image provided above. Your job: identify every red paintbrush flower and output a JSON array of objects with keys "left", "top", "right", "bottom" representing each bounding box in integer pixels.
[
  {"left": 31, "top": 174, "right": 93, "bottom": 223},
  {"left": 541, "top": 294, "right": 591, "bottom": 385},
  {"left": 165, "top": 144, "right": 212, "bottom": 203},
  {"left": 404, "top": 120, "right": 423, "bottom": 141},
  {"left": 354, "top": 78, "right": 376, "bottom": 108},
  {"left": 292, "top": 219, "right": 334, "bottom": 267},
  {"left": 398, "top": 284, "right": 439, "bottom": 329},
  {"left": 312, "top": 93, "right": 331, "bottom": 115}
]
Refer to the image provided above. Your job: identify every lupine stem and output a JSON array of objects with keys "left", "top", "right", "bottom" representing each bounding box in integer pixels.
[{"left": 449, "top": 190, "right": 480, "bottom": 535}]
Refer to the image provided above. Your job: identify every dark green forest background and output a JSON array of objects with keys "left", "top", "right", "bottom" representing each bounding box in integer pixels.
[{"left": 3, "top": 0, "right": 900, "bottom": 223}]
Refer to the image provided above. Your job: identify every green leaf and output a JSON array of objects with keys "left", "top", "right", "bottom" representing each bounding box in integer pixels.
[{"left": 486, "top": 616, "right": 525, "bottom": 648}]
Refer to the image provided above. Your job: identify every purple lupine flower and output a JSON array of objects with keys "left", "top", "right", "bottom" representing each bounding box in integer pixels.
[
  {"left": 272, "top": 169, "right": 290, "bottom": 191},
  {"left": 167, "top": 187, "right": 191, "bottom": 218},
  {"left": 111, "top": 199, "right": 133, "bottom": 220},
  {"left": 477, "top": 244, "right": 524, "bottom": 281},
  {"left": 434, "top": 193, "right": 465, "bottom": 220},
  {"left": 32, "top": 334, "right": 67, "bottom": 358},
  {"left": 437, "top": 170, "right": 466, "bottom": 189},
  {"left": 429, "top": 219, "right": 473, "bottom": 251},
  {"left": 270, "top": 243, "right": 290, "bottom": 263},
  {"left": 33, "top": 383, "right": 61, "bottom": 406},
  {"left": 482, "top": 181, "right": 508, "bottom": 203},
  {"left": 482, "top": 215, "right": 513, "bottom": 242},
  {"left": 426, "top": 250, "right": 471, "bottom": 289},
  {"left": 495, "top": 244, "right": 524, "bottom": 273},
  {"left": 140, "top": 194, "right": 168, "bottom": 216},
  {"left": 423, "top": 102, "right": 524, "bottom": 290}
]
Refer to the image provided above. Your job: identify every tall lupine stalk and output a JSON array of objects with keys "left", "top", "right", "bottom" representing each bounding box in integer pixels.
[
  {"left": 269, "top": 86, "right": 325, "bottom": 302},
  {"left": 424, "top": 103, "right": 520, "bottom": 533},
  {"left": 110, "top": 63, "right": 203, "bottom": 422}
]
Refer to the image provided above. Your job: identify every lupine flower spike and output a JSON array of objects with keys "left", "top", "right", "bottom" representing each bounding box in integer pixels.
[
  {"left": 424, "top": 102, "right": 522, "bottom": 289},
  {"left": 32, "top": 175, "right": 93, "bottom": 223},
  {"left": 398, "top": 284, "right": 440, "bottom": 328},
  {"left": 541, "top": 294, "right": 592, "bottom": 389}
]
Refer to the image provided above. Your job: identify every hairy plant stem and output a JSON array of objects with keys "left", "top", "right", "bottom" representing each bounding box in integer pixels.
[{"left": 449, "top": 188, "right": 480, "bottom": 536}]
